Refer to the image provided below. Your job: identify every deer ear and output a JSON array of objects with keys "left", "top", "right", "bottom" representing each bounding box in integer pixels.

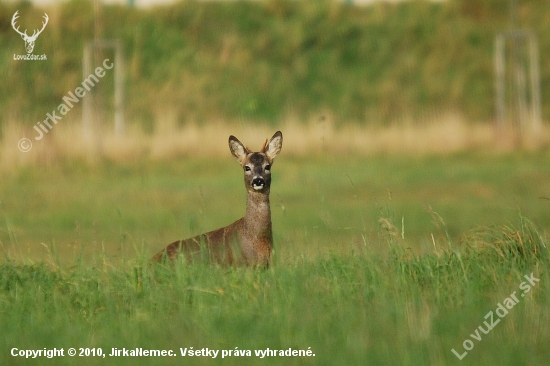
[
  {"left": 229, "top": 135, "right": 251, "bottom": 163},
  {"left": 262, "top": 131, "right": 283, "bottom": 160}
]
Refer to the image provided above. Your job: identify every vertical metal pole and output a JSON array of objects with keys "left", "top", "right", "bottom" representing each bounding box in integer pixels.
[
  {"left": 114, "top": 41, "right": 125, "bottom": 135},
  {"left": 514, "top": 35, "right": 528, "bottom": 132},
  {"left": 528, "top": 35, "right": 541, "bottom": 134},
  {"left": 84, "top": 40, "right": 125, "bottom": 138},
  {"left": 495, "top": 35, "right": 506, "bottom": 129},
  {"left": 82, "top": 42, "right": 92, "bottom": 138}
]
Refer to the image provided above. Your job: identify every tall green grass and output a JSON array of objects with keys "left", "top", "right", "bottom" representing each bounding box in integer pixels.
[
  {"left": 1, "top": 153, "right": 549, "bottom": 364},
  {"left": 0, "top": 218, "right": 548, "bottom": 365}
]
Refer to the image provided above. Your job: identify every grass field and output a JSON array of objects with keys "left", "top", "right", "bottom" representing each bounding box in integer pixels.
[
  {"left": 0, "top": 147, "right": 549, "bottom": 365},
  {"left": 3, "top": 0, "right": 550, "bottom": 363}
]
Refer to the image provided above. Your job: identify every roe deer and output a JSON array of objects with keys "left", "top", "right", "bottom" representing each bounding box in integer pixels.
[{"left": 152, "top": 131, "right": 283, "bottom": 267}]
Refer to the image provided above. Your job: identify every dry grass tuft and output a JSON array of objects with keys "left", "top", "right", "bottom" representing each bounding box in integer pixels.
[{"left": 2, "top": 113, "right": 549, "bottom": 172}]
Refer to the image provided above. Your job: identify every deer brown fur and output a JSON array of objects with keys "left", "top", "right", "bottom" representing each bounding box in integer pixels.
[{"left": 152, "top": 131, "right": 283, "bottom": 267}]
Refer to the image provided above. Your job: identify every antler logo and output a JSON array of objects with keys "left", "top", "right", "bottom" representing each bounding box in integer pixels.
[{"left": 11, "top": 10, "right": 49, "bottom": 54}]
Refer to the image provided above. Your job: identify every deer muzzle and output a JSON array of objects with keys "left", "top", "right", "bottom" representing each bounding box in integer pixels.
[{"left": 252, "top": 177, "right": 266, "bottom": 190}]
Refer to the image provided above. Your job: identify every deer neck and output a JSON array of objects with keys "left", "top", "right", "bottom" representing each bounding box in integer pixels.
[{"left": 244, "top": 190, "right": 272, "bottom": 235}]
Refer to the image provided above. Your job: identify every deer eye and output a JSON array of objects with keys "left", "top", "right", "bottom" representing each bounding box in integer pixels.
[
  {"left": 265, "top": 164, "right": 271, "bottom": 171},
  {"left": 245, "top": 166, "right": 251, "bottom": 172}
]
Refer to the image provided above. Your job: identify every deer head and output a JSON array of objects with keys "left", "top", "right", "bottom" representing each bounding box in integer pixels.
[
  {"left": 229, "top": 131, "right": 283, "bottom": 194},
  {"left": 11, "top": 11, "right": 49, "bottom": 54}
]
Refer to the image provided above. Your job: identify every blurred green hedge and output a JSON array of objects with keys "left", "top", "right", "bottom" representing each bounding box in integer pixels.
[{"left": 0, "top": 0, "right": 548, "bottom": 129}]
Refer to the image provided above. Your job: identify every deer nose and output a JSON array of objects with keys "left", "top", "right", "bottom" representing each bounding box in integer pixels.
[{"left": 252, "top": 178, "right": 265, "bottom": 190}]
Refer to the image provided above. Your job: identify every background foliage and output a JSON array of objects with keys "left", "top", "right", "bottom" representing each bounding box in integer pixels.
[{"left": 1, "top": 0, "right": 549, "bottom": 129}]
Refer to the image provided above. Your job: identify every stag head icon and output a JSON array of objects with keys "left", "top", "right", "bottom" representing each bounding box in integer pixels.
[{"left": 11, "top": 11, "right": 49, "bottom": 54}]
